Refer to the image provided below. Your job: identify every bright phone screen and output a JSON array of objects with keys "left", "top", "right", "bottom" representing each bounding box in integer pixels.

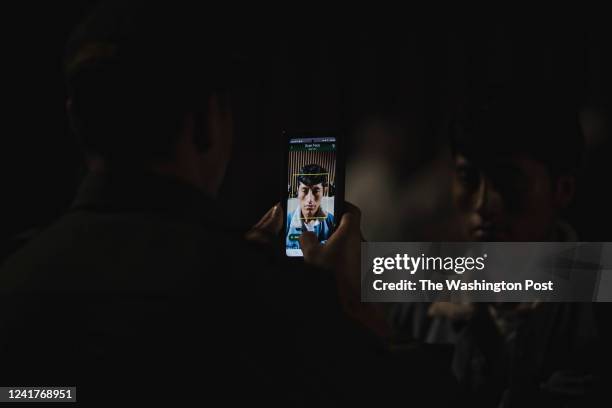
[{"left": 285, "top": 137, "right": 338, "bottom": 257}]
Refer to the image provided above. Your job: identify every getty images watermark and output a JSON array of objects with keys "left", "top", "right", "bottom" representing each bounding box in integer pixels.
[{"left": 361, "top": 242, "right": 612, "bottom": 302}]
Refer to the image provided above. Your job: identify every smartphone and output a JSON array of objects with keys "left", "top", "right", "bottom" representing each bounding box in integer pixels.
[{"left": 281, "top": 132, "right": 344, "bottom": 257}]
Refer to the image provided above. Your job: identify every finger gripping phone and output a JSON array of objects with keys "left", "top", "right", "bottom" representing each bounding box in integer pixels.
[{"left": 281, "top": 132, "right": 345, "bottom": 257}]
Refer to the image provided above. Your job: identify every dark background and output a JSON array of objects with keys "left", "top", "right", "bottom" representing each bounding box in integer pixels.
[{"left": 3, "top": 5, "right": 612, "bottom": 245}]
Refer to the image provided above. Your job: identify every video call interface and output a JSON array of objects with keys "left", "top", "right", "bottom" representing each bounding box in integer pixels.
[{"left": 285, "top": 137, "right": 337, "bottom": 257}]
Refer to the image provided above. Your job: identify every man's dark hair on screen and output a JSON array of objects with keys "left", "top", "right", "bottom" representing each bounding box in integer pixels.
[
  {"left": 297, "top": 164, "right": 329, "bottom": 188},
  {"left": 64, "top": 1, "right": 244, "bottom": 165},
  {"left": 448, "top": 88, "right": 585, "bottom": 179}
]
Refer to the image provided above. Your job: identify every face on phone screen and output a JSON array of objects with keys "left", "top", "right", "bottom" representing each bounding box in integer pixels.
[{"left": 285, "top": 137, "right": 338, "bottom": 257}]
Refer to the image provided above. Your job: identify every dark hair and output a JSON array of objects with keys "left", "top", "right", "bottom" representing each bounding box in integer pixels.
[
  {"left": 297, "top": 164, "right": 329, "bottom": 187},
  {"left": 449, "top": 88, "right": 585, "bottom": 178},
  {"left": 64, "top": 1, "right": 243, "bottom": 165}
]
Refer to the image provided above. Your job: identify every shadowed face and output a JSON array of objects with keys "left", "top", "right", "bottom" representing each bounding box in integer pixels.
[
  {"left": 452, "top": 153, "right": 574, "bottom": 241},
  {"left": 298, "top": 182, "right": 324, "bottom": 219}
]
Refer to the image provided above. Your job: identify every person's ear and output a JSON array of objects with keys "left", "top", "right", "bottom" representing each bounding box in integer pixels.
[
  {"left": 553, "top": 175, "right": 576, "bottom": 210},
  {"left": 66, "top": 98, "right": 78, "bottom": 135},
  {"left": 191, "top": 93, "right": 231, "bottom": 153},
  {"left": 191, "top": 108, "right": 210, "bottom": 152}
]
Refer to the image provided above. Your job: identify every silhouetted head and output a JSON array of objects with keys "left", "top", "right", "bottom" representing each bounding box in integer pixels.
[{"left": 65, "top": 1, "right": 247, "bottom": 194}]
